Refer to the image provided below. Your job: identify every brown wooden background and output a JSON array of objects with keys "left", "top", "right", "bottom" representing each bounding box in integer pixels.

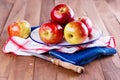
[{"left": 0, "top": 0, "right": 120, "bottom": 80}]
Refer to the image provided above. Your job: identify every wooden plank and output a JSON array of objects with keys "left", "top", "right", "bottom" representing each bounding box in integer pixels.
[
  {"left": 7, "top": 0, "right": 42, "bottom": 80},
  {"left": 99, "top": 55, "right": 120, "bottom": 80},
  {"left": 39, "top": 0, "right": 54, "bottom": 24},
  {"left": 54, "top": 0, "right": 106, "bottom": 80},
  {"left": 33, "top": 0, "right": 57, "bottom": 80},
  {"left": 24, "top": 0, "right": 42, "bottom": 26},
  {"left": 0, "top": 0, "right": 34, "bottom": 80},
  {"left": 8, "top": 56, "right": 35, "bottom": 80},
  {"left": 94, "top": 0, "right": 120, "bottom": 55},
  {"left": 0, "top": 0, "right": 15, "bottom": 35},
  {"left": 94, "top": 0, "right": 120, "bottom": 54},
  {"left": 105, "top": 0, "right": 120, "bottom": 23},
  {"left": 53, "top": 1, "right": 84, "bottom": 79},
  {"left": 80, "top": 60, "right": 104, "bottom": 80},
  {"left": 56, "top": 67, "right": 81, "bottom": 80},
  {"left": 0, "top": 0, "right": 28, "bottom": 48},
  {"left": 82, "top": 0, "right": 109, "bottom": 36},
  {"left": 68, "top": 0, "right": 87, "bottom": 18},
  {"left": 0, "top": 53, "right": 15, "bottom": 77},
  {"left": 0, "top": 77, "right": 7, "bottom": 80},
  {"left": 105, "top": 0, "right": 120, "bottom": 13},
  {"left": 0, "top": 0, "right": 15, "bottom": 77},
  {"left": 34, "top": 58, "right": 56, "bottom": 80},
  {"left": 94, "top": 0, "right": 120, "bottom": 80},
  {"left": 0, "top": 0, "right": 120, "bottom": 80},
  {"left": 55, "top": 0, "right": 87, "bottom": 18}
]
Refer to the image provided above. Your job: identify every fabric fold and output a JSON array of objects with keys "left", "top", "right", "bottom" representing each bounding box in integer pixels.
[
  {"left": 3, "top": 36, "right": 116, "bottom": 55},
  {"left": 49, "top": 47, "right": 116, "bottom": 66},
  {"left": 2, "top": 26, "right": 117, "bottom": 66}
]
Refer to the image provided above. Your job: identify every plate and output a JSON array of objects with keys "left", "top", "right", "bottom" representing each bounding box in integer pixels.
[{"left": 30, "top": 27, "right": 102, "bottom": 46}]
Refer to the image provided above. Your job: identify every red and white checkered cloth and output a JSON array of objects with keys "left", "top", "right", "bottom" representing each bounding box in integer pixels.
[{"left": 3, "top": 36, "right": 116, "bottom": 56}]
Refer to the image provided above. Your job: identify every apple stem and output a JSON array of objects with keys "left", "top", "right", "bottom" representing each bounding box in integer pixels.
[{"left": 78, "top": 17, "right": 82, "bottom": 20}]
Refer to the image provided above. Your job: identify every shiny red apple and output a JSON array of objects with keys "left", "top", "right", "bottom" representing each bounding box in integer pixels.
[
  {"left": 51, "top": 4, "right": 74, "bottom": 25},
  {"left": 78, "top": 16, "right": 92, "bottom": 36},
  {"left": 64, "top": 21, "right": 88, "bottom": 44},
  {"left": 8, "top": 20, "right": 31, "bottom": 38},
  {"left": 39, "top": 22, "right": 64, "bottom": 44}
]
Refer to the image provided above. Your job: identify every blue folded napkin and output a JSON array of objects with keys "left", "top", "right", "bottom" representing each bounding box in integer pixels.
[{"left": 49, "top": 47, "right": 116, "bottom": 66}]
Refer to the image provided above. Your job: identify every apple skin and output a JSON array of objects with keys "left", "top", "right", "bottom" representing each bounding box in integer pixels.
[
  {"left": 64, "top": 21, "right": 88, "bottom": 44},
  {"left": 39, "top": 22, "right": 64, "bottom": 44},
  {"left": 8, "top": 20, "right": 31, "bottom": 38},
  {"left": 51, "top": 4, "right": 74, "bottom": 25},
  {"left": 78, "top": 17, "right": 92, "bottom": 36}
]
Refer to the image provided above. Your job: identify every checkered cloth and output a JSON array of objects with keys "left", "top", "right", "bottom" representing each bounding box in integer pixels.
[
  {"left": 3, "top": 36, "right": 116, "bottom": 56},
  {"left": 3, "top": 34, "right": 117, "bottom": 66}
]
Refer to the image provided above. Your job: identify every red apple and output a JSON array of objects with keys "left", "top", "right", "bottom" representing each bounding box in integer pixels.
[
  {"left": 64, "top": 21, "right": 88, "bottom": 44},
  {"left": 8, "top": 20, "right": 31, "bottom": 38},
  {"left": 78, "top": 16, "right": 92, "bottom": 36},
  {"left": 39, "top": 22, "right": 64, "bottom": 44},
  {"left": 51, "top": 4, "right": 74, "bottom": 25}
]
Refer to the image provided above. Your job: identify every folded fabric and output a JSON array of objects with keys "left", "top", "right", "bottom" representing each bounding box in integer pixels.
[
  {"left": 2, "top": 26, "right": 117, "bottom": 67},
  {"left": 3, "top": 26, "right": 116, "bottom": 60},
  {"left": 49, "top": 47, "right": 116, "bottom": 66},
  {"left": 3, "top": 36, "right": 60, "bottom": 56},
  {"left": 3, "top": 35, "right": 116, "bottom": 56}
]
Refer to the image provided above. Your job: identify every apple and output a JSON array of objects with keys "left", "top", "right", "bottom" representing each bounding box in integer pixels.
[
  {"left": 64, "top": 21, "right": 88, "bottom": 44},
  {"left": 8, "top": 20, "right": 31, "bottom": 38},
  {"left": 51, "top": 4, "right": 74, "bottom": 25},
  {"left": 39, "top": 22, "right": 64, "bottom": 44},
  {"left": 78, "top": 16, "right": 92, "bottom": 36}
]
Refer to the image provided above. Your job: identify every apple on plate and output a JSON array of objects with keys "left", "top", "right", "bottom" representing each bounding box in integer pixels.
[
  {"left": 78, "top": 16, "right": 93, "bottom": 36},
  {"left": 39, "top": 22, "right": 64, "bottom": 44},
  {"left": 51, "top": 4, "right": 74, "bottom": 25},
  {"left": 8, "top": 20, "right": 31, "bottom": 38},
  {"left": 64, "top": 21, "right": 88, "bottom": 44}
]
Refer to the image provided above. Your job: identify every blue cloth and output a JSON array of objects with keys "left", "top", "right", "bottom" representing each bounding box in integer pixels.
[{"left": 49, "top": 47, "right": 116, "bottom": 66}]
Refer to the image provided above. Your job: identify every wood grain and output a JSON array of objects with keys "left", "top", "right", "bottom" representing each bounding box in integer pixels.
[
  {"left": 67, "top": 0, "right": 105, "bottom": 80},
  {"left": 0, "top": 77, "right": 7, "bottom": 80},
  {"left": 0, "top": 0, "right": 15, "bottom": 77},
  {"left": 7, "top": 0, "right": 42, "bottom": 80},
  {"left": 0, "top": 0, "right": 15, "bottom": 36},
  {"left": 8, "top": 56, "right": 35, "bottom": 80},
  {"left": 94, "top": 0, "right": 120, "bottom": 80},
  {"left": 94, "top": 0, "right": 120, "bottom": 54},
  {"left": 33, "top": 0, "right": 57, "bottom": 80},
  {"left": 34, "top": 58, "right": 56, "bottom": 80},
  {"left": 0, "top": 0, "right": 120, "bottom": 80}
]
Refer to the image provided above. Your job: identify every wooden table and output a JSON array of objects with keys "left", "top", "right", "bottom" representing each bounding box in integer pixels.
[{"left": 0, "top": 0, "right": 120, "bottom": 80}]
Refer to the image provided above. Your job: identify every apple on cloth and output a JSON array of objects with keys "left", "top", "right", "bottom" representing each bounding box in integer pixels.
[
  {"left": 8, "top": 20, "right": 31, "bottom": 38},
  {"left": 3, "top": 3, "right": 117, "bottom": 66},
  {"left": 3, "top": 24, "right": 116, "bottom": 66},
  {"left": 3, "top": 33, "right": 116, "bottom": 65}
]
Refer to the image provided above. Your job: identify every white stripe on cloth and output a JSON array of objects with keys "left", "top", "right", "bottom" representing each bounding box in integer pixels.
[{"left": 3, "top": 36, "right": 116, "bottom": 56}]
